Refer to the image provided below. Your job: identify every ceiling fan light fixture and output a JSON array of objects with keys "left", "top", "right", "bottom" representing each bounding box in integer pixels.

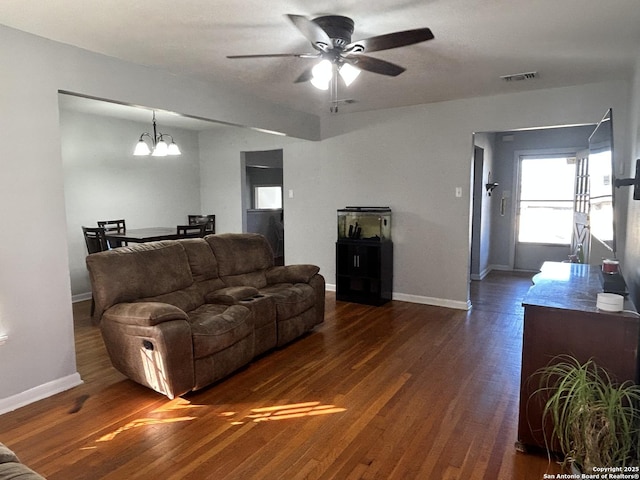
[
  {"left": 310, "top": 78, "right": 330, "bottom": 90},
  {"left": 311, "top": 59, "right": 333, "bottom": 90},
  {"left": 339, "top": 63, "right": 361, "bottom": 86}
]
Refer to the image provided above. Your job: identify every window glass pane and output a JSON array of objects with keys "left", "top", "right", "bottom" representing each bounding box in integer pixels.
[
  {"left": 255, "top": 186, "right": 282, "bottom": 209},
  {"left": 589, "top": 151, "right": 612, "bottom": 198},
  {"left": 518, "top": 201, "right": 574, "bottom": 244},
  {"left": 520, "top": 157, "right": 576, "bottom": 201},
  {"left": 518, "top": 156, "right": 576, "bottom": 245}
]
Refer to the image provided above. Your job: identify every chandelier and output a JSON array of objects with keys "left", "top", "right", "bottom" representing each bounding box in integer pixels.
[{"left": 133, "top": 111, "right": 181, "bottom": 156}]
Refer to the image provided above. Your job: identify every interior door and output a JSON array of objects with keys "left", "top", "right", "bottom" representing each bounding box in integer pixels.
[
  {"left": 571, "top": 149, "right": 590, "bottom": 262},
  {"left": 514, "top": 155, "right": 576, "bottom": 270}
]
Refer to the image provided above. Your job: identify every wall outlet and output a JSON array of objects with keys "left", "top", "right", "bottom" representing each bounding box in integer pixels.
[{"left": 455, "top": 187, "right": 463, "bottom": 198}]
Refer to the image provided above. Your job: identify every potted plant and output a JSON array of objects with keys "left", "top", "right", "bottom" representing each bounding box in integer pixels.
[{"left": 534, "top": 355, "right": 640, "bottom": 473}]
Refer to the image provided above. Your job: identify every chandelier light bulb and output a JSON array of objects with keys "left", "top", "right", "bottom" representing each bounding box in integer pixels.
[
  {"left": 152, "top": 139, "right": 169, "bottom": 157},
  {"left": 133, "top": 139, "right": 151, "bottom": 156},
  {"left": 133, "top": 111, "right": 181, "bottom": 157},
  {"left": 167, "top": 141, "right": 181, "bottom": 155}
]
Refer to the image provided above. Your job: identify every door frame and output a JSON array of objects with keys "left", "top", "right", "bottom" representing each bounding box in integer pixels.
[{"left": 510, "top": 147, "right": 580, "bottom": 270}]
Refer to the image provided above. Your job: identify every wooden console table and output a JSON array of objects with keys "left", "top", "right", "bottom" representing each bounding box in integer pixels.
[{"left": 516, "top": 261, "right": 640, "bottom": 453}]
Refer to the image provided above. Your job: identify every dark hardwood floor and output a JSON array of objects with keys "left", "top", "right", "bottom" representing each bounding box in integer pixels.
[{"left": 0, "top": 271, "right": 563, "bottom": 479}]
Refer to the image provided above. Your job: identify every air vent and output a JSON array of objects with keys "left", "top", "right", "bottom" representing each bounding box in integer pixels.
[{"left": 500, "top": 71, "right": 538, "bottom": 82}]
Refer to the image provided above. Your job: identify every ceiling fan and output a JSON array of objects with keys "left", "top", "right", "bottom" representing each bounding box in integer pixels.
[{"left": 227, "top": 14, "right": 434, "bottom": 112}]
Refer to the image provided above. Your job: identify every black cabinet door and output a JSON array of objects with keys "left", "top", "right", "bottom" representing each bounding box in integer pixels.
[{"left": 336, "top": 241, "right": 391, "bottom": 306}]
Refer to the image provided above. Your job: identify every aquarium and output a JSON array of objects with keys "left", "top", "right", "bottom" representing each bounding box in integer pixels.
[{"left": 337, "top": 207, "right": 391, "bottom": 242}]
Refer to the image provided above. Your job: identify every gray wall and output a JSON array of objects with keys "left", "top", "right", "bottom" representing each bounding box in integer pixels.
[
  {"left": 471, "top": 133, "right": 497, "bottom": 279},
  {"left": 0, "top": 18, "right": 636, "bottom": 413},
  {"left": 0, "top": 23, "right": 317, "bottom": 413},
  {"left": 200, "top": 81, "right": 631, "bottom": 311},
  {"left": 488, "top": 125, "right": 596, "bottom": 270},
  {"left": 621, "top": 54, "right": 640, "bottom": 309},
  {"left": 61, "top": 109, "right": 201, "bottom": 298}
]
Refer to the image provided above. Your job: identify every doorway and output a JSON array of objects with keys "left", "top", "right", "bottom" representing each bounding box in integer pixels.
[
  {"left": 241, "top": 149, "right": 285, "bottom": 265},
  {"left": 514, "top": 154, "right": 576, "bottom": 270}
]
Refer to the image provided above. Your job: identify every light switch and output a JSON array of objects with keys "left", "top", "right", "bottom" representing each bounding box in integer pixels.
[
  {"left": 288, "top": 189, "right": 294, "bottom": 199},
  {"left": 455, "top": 187, "right": 463, "bottom": 198}
]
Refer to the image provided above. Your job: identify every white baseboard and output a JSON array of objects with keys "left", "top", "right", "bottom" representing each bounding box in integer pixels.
[
  {"left": 327, "top": 284, "right": 469, "bottom": 310},
  {"left": 392, "top": 293, "right": 471, "bottom": 310},
  {"left": 0, "top": 373, "right": 83, "bottom": 416},
  {"left": 489, "top": 264, "right": 513, "bottom": 272}
]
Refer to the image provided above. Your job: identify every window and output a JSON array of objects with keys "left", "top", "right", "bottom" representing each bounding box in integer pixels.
[
  {"left": 517, "top": 156, "right": 576, "bottom": 244},
  {"left": 589, "top": 150, "right": 614, "bottom": 244},
  {"left": 254, "top": 186, "right": 282, "bottom": 209}
]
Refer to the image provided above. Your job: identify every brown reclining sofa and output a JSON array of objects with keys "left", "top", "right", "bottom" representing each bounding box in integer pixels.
[
  {"left": 86, "top": 233, "right": 325, "bottom": 399},
  {"left": 0, "top": 443, "right": 45, "bottom": 479}
]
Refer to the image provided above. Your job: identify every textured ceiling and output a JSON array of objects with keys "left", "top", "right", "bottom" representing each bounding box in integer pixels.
[{"left": 2, "top": 0, "right": 640, "bottom": 122}]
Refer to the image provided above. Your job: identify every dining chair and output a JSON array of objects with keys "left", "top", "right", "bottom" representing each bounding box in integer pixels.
[
  {"left": 97, "top": 219, "right": 126, "bottom": 248},
  {"left": 177, "top": 223, "right": 207, "bottom": 237},
  {"left": 82, "top": 226, "right": 108, "bottom": 254},
  {"left": 188, "top": 214, "right": 215, "bottom": 234},
  {"left": 82, "top": 226, "right": 108, "bottom": 317}
]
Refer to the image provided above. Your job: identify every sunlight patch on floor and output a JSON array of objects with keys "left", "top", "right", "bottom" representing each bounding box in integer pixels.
[{"left": 221, "top": 401, "right": 347, "bottom": 425}]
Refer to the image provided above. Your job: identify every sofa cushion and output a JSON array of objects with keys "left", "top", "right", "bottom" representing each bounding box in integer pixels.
[
  {"left": 87, "top": 241, "right": 194, "bottom": 319},
  {"left": 259, "top": 283, "right": 316, "bottom": 319},
  {"left": 138, "top": 284, "right": 204, "bottom": 313},
  {"left": 206, "top": 286, "right": 260, "bottom": 305},
  {"left": 206, "top": 234, "right": 273, "bottom": 288},
  {"left": 266, "top": 265, "right": 320, "bottom": 284},
  {"left": 178, "top": 238, "right": 221, "bottom": 282},
  {"left": 221, "top": 271, "right": 268, "bottom": 289},
  {"left": 188, "top": 304, "right": 253, "bottom": 359}
]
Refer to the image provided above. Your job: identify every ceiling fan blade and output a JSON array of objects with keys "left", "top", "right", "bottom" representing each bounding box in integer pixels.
[
  {"left": 344, "top": 55, "right": 406, "bottom": 77},
  {"left": 294, "top": 66, "right": 314, "bottom": 83},
  {"left": 227, "top": 53, "right": 316, "bottom": 59},
  {"left": 286, "top": 14, "right": 333, "bottom": 51},
  {"left": 346, "top": 28, "right": 434, "bottom": 53}
]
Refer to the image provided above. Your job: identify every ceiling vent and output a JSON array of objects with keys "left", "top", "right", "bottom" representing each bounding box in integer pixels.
[{"left": 500, "top": 71, "right": 538, "bottom": 82}]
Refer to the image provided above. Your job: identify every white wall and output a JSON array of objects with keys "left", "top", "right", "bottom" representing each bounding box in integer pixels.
[
  {"left": 0, "top": 23, "right": 318, "bottom": 414},
  {"left": 61, "top": 110, "right": 202, "bottom": 298}
]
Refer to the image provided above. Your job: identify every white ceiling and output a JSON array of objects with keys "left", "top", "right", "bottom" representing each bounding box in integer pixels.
[{"left": 3, "top": 0, "right": 640, "bottom": 124}]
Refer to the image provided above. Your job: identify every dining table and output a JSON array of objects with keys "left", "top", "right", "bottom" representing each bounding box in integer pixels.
[{"left": 104, "top": 227, "right": 198, "bottom": 244}]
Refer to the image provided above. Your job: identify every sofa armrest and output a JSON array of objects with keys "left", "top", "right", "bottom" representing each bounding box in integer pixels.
[
  {"left": 205, "top": 286, "right": 259, "bottom": 305},
  {"left": 100, "top": 309, "right": 195, "bottom": 399},
  {"left": 0, "top": 444, "right": 46, "bottom": 479},
  {"left": 0, "top": 443, "right": 20, "bottom": 464},
  {"left": 266, "top": 264, "right": 320, "bottom": 284},
  {"left": 102, "top": 302, "right": 189, "bottom": 327}
]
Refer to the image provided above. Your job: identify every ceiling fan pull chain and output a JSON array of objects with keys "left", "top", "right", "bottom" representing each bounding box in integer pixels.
[{"left": 330, "top": 64, "right": 339, "bottom": 113}]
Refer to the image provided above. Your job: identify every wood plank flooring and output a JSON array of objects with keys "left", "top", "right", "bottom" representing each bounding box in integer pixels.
[{"left": 0, "top": 272, "right": 563, "bottom": 479}]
